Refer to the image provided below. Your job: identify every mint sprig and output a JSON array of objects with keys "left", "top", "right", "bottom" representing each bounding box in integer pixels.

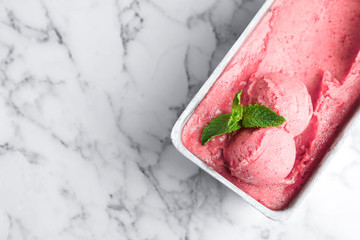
[{"left": 200, "top": 90, "right": 286, "bottom": 145}]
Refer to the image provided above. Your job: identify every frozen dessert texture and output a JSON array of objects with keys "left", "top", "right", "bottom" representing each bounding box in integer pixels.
[
  {"left": 224, "top": 128, "right": 296, "bottom": 185},
  {"left": 181, "top": 0, "right": 360, "bottom": 210},
  {"left": 242, "top": 73, "right": 313, "bottom": 136}
]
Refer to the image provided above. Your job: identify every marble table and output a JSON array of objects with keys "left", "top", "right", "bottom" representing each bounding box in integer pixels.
[{"left": 0, "top": 0, "right": 360, "bottom": 239}]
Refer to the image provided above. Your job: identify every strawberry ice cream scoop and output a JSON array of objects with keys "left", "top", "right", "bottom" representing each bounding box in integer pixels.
[
  {"left": 223, "top": 128, "right": 296, "bottom": 185},
  {"left": 242, "top": 73, "right": 313, "bottom": 136}
]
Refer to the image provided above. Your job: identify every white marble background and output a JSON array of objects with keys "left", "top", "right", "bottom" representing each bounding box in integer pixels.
[{"left": 0, "top": 0, "right": 359, "bottom": 239}]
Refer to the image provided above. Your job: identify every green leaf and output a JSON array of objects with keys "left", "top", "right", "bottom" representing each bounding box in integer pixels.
[
  {"left": 242, "top": 104, "right": 286, "bottom": 128},
  {"left": 228, "top": 90, "right": 243, "bottom": 130},
  {"left": 232, "top": 90, "right": 243, "bottom": 112},
  {"left": 228, "top": 110, "right": 242, "bottom": 130},
  {"left": 201, "top": 113, "right": 241, "bottom": 145}
]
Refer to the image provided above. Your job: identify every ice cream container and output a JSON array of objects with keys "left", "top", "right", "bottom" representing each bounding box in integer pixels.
[{"left": 171, "top": 0, "right": 360, "bottom": 221}]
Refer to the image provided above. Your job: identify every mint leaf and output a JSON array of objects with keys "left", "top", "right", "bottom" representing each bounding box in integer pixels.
[
  {"left": 201, "top": 91, "right": 244, "bottom": 145},
  {"left": 228, "top": 110, "right": 242, "bottom": 131},
  {"left": 228, "top": 90, "right": 243, "bottom": 129},
  {"left": 242, "top": 104, "right": 286, "bottom": 128},
  {"left": 201, "top": 113, "right": 241, "bottom": 145},
  {"left": 232, "top": 90, "right": 243, "bottom": 112}
]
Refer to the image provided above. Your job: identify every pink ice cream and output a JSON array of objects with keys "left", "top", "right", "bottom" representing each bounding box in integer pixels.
[
  {"left": 242, "top": 73, "right": 313, "bottom": 136},
  {"left": 181, "top": 0, "right": 360, "bottom": 210},
  {"left": 224, "top": 72, "right": 310, "bottom": 186},
  {"left": 224, "top": 128, "right": 296, "bottom": 185}
]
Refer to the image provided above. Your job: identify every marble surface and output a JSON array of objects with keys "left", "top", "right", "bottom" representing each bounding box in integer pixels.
[{"left": 0, "top": 0, "right": 360, "bottom": 239}]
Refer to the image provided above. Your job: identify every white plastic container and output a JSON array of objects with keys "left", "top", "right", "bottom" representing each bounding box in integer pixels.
[{"left": 171, "top": 0, "right": 360, "bottom": 221}]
